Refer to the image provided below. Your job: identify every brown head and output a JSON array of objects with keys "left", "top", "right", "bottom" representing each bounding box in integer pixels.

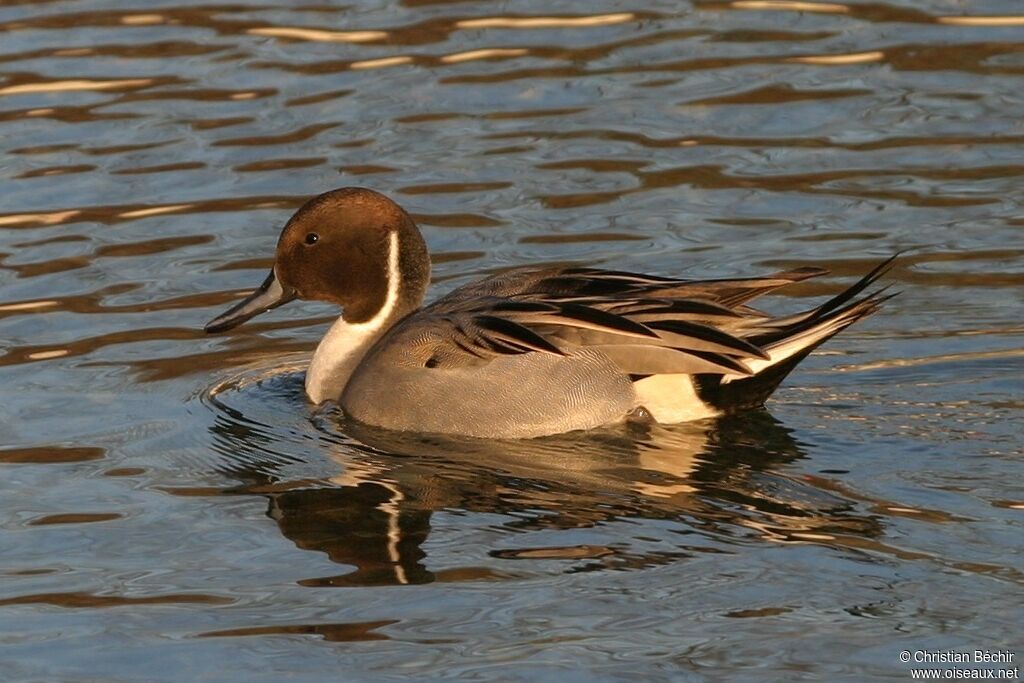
[{"left": 205, "top": 188, "right": 430, "bottom": 333}]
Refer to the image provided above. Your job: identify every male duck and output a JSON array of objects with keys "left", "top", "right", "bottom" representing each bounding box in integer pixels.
[{"left": 206, "top": 187, "right": 894, "bottom": 439}]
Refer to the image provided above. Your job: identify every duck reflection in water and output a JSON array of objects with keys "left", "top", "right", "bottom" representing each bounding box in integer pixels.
[{"left": 206, "top": 389, "right": 883, "bottom": 588}]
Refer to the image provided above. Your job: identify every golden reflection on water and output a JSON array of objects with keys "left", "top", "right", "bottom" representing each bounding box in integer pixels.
[
  {"left": 0, "top": 210, "right": 82, "bottom": 227},
  {"left": 0, "top": 78, "right": 154, "bottom": 96},
  {"left": 788, "top": 50, "right": 885, "bottom": 65},
  {"left": 938, "top": 15, "right": 1024, "bottom": 27},
  {"left": 728, "top": 2, "right": 849, "bottom": 13},
  {"left": 440, "top": 49, "right": 531, "bottom": 64},
  {"left": 349, "top": 56, "right": 415, "bottom": 71},
  {"left": 247, "top": 27, "right": 389, "bottom": 43},
  {"left": 454, "top": 14, "right": 638, "bottom": 29}
]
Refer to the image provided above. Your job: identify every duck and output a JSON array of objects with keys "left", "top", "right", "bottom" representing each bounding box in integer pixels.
[{"left": 205, "top": 187, "right": 895, "bottom": 439}]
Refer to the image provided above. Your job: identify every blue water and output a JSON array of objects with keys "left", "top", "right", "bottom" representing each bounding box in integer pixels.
[{"left": 0, "top": 1, "right": 1021, "bottom": 680}]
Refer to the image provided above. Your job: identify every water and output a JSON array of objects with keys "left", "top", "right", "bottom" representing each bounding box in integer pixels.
[{"left": 1, "top": 1, "right": 1022, "bottom": 680}]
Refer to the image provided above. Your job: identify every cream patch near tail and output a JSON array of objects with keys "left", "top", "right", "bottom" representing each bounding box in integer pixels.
[{"left": 634, "top": 373, "right": 720, "bottom": 423}]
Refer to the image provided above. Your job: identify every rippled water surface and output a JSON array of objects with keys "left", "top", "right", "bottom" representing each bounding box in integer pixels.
[{"left": 1, "top": 1, "right": 1022, "bottom": 680}]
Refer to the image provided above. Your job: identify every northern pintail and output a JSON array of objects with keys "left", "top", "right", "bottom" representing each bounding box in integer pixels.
[{"left": 205, "top": 187, "right": 894, "bottom": 438}]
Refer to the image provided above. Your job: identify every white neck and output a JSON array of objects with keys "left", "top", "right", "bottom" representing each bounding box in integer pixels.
[{"left": 305, "top": 231, "right": 402, "bottom": 404}]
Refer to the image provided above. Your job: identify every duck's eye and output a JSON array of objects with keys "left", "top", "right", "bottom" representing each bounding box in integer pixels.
[{"left": 304, "top": 232, "right": 319, "bottom": 245}]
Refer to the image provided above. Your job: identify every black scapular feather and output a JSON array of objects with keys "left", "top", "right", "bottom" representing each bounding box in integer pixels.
[
  {"left": 647, "top": 319, "right": 770, "bottom": 359},
  {"left": 472, "top": 315, "right": 566, "bottom": 356},
  {"left": 554, "top": 302, "right": 659, "bottom": 338}
]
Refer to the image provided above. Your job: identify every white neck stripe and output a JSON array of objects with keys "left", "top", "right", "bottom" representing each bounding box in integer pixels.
[
  {"left": 349, "top": 230, "right": 401, "bottom": 330},
  {"left": 305, "top": 230, "right": 402, "bottom": 403}
]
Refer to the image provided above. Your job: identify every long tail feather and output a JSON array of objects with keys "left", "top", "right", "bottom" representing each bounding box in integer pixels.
[{"left": 693, "top": 256, "right": 899, "bottom": 411}]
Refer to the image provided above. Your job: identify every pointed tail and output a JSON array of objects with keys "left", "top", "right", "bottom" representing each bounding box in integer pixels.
[{"left": 695, "top": 255, "right": 899, "bottom": 412}]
